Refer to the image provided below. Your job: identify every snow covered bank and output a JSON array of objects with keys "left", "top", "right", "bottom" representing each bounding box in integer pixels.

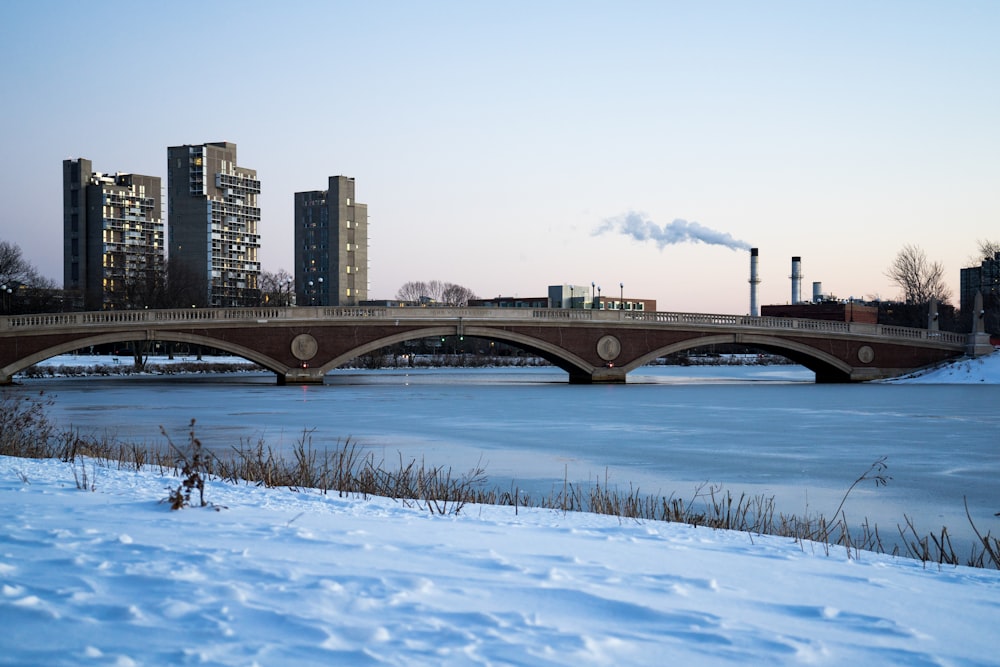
[
  {"left": 2, "top": 455, "right": 998, "bottom": 666},
  {"left": 883, "top": 350, "right": 1000, "bottom": 384}
]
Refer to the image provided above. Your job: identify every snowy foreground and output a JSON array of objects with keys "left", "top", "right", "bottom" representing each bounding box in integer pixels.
[
  {"left": 3, "top": 462, "right": 1000, "bottom": 666},
  {"left": 2, "top": 354, "right": 999, "bottom": 666}
]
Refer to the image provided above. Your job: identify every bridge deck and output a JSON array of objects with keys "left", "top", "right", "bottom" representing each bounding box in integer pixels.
[{"left": 1, "top": 307, "right": 972, "bottom": 385}]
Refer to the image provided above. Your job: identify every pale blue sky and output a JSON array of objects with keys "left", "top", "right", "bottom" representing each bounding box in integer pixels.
[{"left": 1, "top": 1, "right": 997, "bottom": 313}]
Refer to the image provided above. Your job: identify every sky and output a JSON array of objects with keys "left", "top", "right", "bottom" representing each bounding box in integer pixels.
[
  {"left": 1, "top": 1, "right": 997, "bottom": 314},
  {"left": 2, "top": 355, "right": 1000, "bottom": 665}
]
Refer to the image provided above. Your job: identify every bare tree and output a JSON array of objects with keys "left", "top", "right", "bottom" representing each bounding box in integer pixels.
[
  {"left": 259, "top": 269, "right": 294, "bottom": 306},
  {"left": 395, "top": 280, "right": 477, "bottom": 306},
  {"left": 395, "top": 281, "right": 429, "bottom": 302},
  {"left": 969, "top": 239, "right": 1000, "bottom": 265},
  {"left": 440, "top": 283, "right": 477, "bottom": 306},
  {"left": 0, "top": 240, "right": 45, "bottom": 287},
  {"left": 116, "top": 264, "right": 167, "bottom": 310},
  {"left": 0, "top": 241, "right": 61, "bottom": 314},
  {"left": 160, "top": 258, "right": 208, "bottom": 309},
  {"left": 885, "top": 244, "right": 951, "bottom": 305}
]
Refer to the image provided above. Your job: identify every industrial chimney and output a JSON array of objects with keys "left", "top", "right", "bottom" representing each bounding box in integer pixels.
[
  {"left": 791, "top": 256, "right": 802, "bottom": 304},
  {"left": 812, "top": 281, "right": 823, "bottom": 303},
  {"left": 749, "top": 248, "right": 760, "bottom": 316}
]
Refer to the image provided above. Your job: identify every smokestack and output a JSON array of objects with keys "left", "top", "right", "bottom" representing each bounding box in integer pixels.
[
  {"left": 812, "top": 281, "right": 823, "bottom": 303},
  {"left": 749, "top": 248, "right": 760, "bottom": 316},
  {"left": 791, "top": 256, "right": 802, "bottom": 304}
]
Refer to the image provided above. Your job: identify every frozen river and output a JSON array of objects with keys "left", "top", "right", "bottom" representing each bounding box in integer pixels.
[{"left": 12, "top": 364, "right": 999, "bottom": 552}]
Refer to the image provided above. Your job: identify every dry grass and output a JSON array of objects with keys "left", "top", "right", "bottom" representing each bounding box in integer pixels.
[{"left": 2, "top": 389, "right": 998, "bottom": 568}]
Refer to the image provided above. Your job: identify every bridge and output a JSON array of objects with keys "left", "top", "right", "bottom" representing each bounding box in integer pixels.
[{"left": 0, "top": 306, "right": 979, "bottom": 385}]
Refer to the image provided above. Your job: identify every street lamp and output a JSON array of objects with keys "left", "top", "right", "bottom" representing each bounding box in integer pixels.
[
  {"left": 569, "top": 285, "right": 574, "bottom": 309},
  {"left": 591, "top": 282, "right": 595, "bottom": 310},
  {"left": 597, "top": 285, "right": 602, "bottom": 309},
  {"left": 1, "top": 283, "right": 15, "bottom": 314},
  {"left": 619, "top": 282, "right": 624, "bottom": 310},
  {"left": 317, "top": 277, "right": 324, "bottom": 306}
]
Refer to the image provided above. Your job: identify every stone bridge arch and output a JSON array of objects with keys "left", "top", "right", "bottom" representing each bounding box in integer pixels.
[
  {"left": 313, "top": 325, "right": 595, "bottom": 379},
  {"left": 622, "top": 333, "right": 854, "bottom": 382},
  {"left": 1, "top": 331, "right": 290, "bottom": 380}
]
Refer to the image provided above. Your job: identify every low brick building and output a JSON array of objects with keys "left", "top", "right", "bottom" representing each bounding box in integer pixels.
[{"left": 761, "top": 303, "right": 878, "bottom": 324}]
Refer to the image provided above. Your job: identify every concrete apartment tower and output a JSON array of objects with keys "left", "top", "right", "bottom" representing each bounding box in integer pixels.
[
  {"left": 294, "top": 176, "right": 368, "bottom": 306},
  {"left": 63, "top": 158, "right": 164, "bottom": 310},
  {"left": 167, "top": 142, "right": 261, "bottom": 307}
]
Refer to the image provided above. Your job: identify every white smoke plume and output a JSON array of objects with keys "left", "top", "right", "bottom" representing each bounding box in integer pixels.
[{"left": 595, "top": 211, "right": 751, "bottom": 251}]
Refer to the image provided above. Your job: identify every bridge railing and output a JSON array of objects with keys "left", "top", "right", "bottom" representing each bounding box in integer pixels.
[{"left": 0, "top": 306, "right": 968, "bottom": 346}]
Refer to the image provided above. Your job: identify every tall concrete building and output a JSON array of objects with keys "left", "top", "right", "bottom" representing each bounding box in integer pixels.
[
  {"left": 961, "top": 252, "right": 1000, "bottom": 312},
  {"left": 167, "top": 142, "right": 261, "bottom": 307},
  {"left": 294, "top": 176, "right": 367, "bottom": 306},
  {"left": 961, "top": 251, "right": 1000, "bottom": 333},
  {"left": 62, "top": 158, "right": 163, "bottom": 310}
]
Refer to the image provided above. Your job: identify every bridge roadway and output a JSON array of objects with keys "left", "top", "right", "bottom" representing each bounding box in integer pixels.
[{"left": 0, "top": 306, "right": 972, "bottom": 385}]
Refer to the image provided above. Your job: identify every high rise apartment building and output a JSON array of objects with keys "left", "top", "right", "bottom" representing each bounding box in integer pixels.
[
  {"left": 294, "top": 176, "right": 367, "bottom": 306},
  {"left": 167, "top": 142, "right": 261, "bottom": 307},
  {"left": 62, "top": 158, "right": 163, "bottom": 310}
]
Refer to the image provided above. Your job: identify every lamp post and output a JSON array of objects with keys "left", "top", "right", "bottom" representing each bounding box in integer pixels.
[
  {"left": 597, "top": 285, "right": 602, "bottom": 310},
  {"left": 619, "top": 282, "right": 624, "bottom": 310},
  {"left": 1, "top": 282, "right": 17, "bottom": 314},
  {"left": 317, "top": 276, "right": 324, "bottom": 306},
  {"left": 308, "top": 280, "right": 315, "bottom": 305},
  {"left": 591, "top": 282, "right": 595, "bottom": 310}
]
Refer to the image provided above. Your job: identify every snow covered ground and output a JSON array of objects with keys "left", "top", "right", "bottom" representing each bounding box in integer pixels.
[
  {"left": 2, "top": 455, "right": 998, "bottom": 667},
  {"left": 879, "top": 350, "right": 1000, "bottom": 384},
  {"left": 2, "top": 352, "right": 998, "bottom": 665}
]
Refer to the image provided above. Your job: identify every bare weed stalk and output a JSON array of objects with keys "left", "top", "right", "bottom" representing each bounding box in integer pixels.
[{"left": 161, "top": 420, "right": 210, "bottom": 509}]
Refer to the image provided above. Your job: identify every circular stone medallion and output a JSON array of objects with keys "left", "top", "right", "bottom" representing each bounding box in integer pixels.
[
  {"left": 857, "top": 345, "right": 874, "bottom": 364},
  {"left": 596, "top": 335, "right": 622, "bottom": 362},
  {"left": 291, "top": 334, "right": 318, "bottom": 361}
]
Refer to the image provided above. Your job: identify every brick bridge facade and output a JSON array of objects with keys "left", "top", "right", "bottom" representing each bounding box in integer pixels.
[{"left": 0, "top": 306, "right": 978, "bottom": 385}]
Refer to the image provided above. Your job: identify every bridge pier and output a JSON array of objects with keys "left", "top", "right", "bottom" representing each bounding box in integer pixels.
[
  {"left": 570, "top": 366, "right": 628, "bottom": 384},
  {"left": 279, "top": 367, "right": 327, "bottom": 385}
]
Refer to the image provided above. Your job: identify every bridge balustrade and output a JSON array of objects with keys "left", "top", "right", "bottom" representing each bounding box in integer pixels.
[
  {"left": 532, "top": 309, "right": 595, "bottom": 320},
  {"left": 320, "top": 307, "right": 389, "bottom": 318},
  {"left": 4, "top": 313, "right": 81, "bottom": 328},
  {"left": 82, "top": 311, "right": 154, "bottom": 324}
]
